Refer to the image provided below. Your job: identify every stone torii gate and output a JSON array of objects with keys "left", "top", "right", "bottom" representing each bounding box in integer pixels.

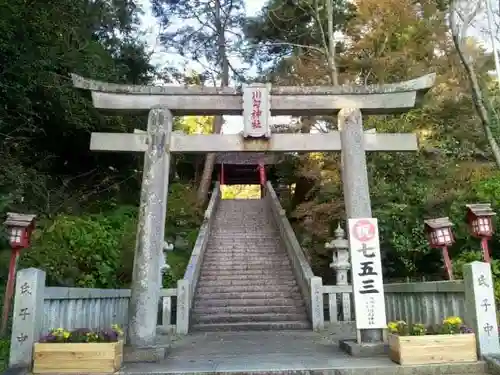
[{"left": 71, "top": 73, "right": 435, "bottom": 348}]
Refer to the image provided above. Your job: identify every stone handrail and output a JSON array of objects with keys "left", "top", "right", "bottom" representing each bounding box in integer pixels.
[
  {"left": 265, "top": 182, "right": 324, "bottom": 330},
  {"left": 176, "top": 183, "right": 221, "bottom": 334}
]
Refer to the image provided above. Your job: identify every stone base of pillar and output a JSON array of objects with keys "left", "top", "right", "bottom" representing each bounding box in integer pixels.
[
  {"left": 123, "top": 345, "right": 168, "bottom": 363},
  {"left": 339, "top": 339, "right": 388, "bottom": 357}
]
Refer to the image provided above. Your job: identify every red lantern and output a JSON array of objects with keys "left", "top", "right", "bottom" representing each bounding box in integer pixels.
[
  {"left": 466, "top": 204, "right": 495, "bottom": 238},
  {"left": 1, "top": 213, "right": 36, "bottom": 335},
  {"left": 4, "top": 213, "right": 36, "bottom": 249},
  {"left": 466, "top": 203, "right": 496, "bottom": 262},
  {"left": 424, "top": 217, "right": 455, "bottom": 280}
]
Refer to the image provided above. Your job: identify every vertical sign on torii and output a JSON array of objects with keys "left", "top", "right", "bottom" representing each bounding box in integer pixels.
[
  {"left": 71, "top": 72, "right": 435, "bottom": 347},
  {"left": 243, "top": 83, "right": 271, "bottom": 138}
]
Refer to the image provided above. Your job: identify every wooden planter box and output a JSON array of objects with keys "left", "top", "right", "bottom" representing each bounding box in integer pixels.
[
  {"left": 388, "top": 333, "right": 477, "bottom": 365},
  {"left": 33, "top": 340, "right": 123, "bottom": 374}
]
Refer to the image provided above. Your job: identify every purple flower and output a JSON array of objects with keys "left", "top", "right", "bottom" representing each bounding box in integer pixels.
[
  {"left": 100, "top": 328, "right": 118, "bottom": 342},
  {"left": 38, "top": 326, "right": 121, "bottom": 343},
  {"left": 460, "top": 325, "right": 473, "bottom": 334},
  {"left": 39, "top": 333, "right": 57, "bottom": 343}
]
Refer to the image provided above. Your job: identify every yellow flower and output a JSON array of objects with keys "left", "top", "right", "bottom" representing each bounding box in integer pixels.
[
  {"left": 63, "top": 331, "right": 70, "bottom": 339},
  {"left": 443, "top": 316, "right": 462, "bottom": 325},
  {"left": 387, "top": 320, "right": 407, "bottom": 334}
]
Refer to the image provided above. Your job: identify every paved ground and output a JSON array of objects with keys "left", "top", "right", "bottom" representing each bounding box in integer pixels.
[
  {"left": 119, "top": 329, "right": 486, "bottom": 375},
  {"left": 121, "top": 330, "right": 389, "bottom": 373}
]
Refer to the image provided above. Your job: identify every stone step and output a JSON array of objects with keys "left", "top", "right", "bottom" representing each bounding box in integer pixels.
[
  {"left": 206, "top": 247, "right": 283, "bottom": 252},
  {"left": 195, "top": 290, "right": 302, "bottom": 300},
  {"left": 193, "top": 297, "right": 305, "bottom": 308},
  {"left": 192, "top": 304, "right": 306, "bottom": 315},
  {"left": 200, "top": 269, "right": 295, "bottom": 277},
  {"left": 213, "top": 224, "right": 273, "bottom": 226},
  {"left": 207, "top": 242, "right": 281, "bottom": 246},
  {"left": 202, "top": 257, "right": 286, "bottom": 262},
  {"left": 200, "top": 264, "right": 293, "bottom": 272},
  {"left": 207, "top": 242, "right": 285, "bottom": 254},
  {"left": 199, "top": 273, "right": 296, "bottom": 282},
  {"left": 214, "top": 222, "right": 272, "bottom": 225},
  {"left": 200, "top": 270, "right": 293, "bottom": 276},
  {"left": 191, "top": 321, "right": 311, "bottom": 332},
  {"left": 192, "top": 312, "right": 308, "bottom": 324},
  {"left": 209, "top": 235, "right": 279, "bottom": 238},
  {"left": 203, "top": 254, "right": 286, "bottom": 260},
  {"left": 196, "top": 284, "right": 299, "bottom": 294},
  {"left": 198, "top": 277, "right": 296, "bottom": 283},
  {"left": 205, "top": 248, "right": 284, "bottom": 252},
  {"left": 211, "top": 234, "right": 276, "bottom": 236},
  {"left": 212, "top": 224, "right": 275, "bottom": 226},
  {"left": 209, "top": 241, "right": 280, "bottom": 244},
  {"left": 202, "top": 260, "right": 291, "bottom": 268},
  {"left": 197, "top": 278, "right": 297, "bottom": 287},
  {"left": 203, "top": 254, "right": 286, "bottom": 259},
  {"left": 207, "top": 247, "right": 285, "bottom": 250},
  {"left": 210, "top": 235, "right": 277, "bottom": 238}
]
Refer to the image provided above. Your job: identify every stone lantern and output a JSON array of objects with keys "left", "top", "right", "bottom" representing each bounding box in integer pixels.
[
  {"left": 325, "top": 224, "right": 351, "bottom": 322},
  {"left": 326, "top": 224, "right": 350, "bottom": 286},
  {"left": 160, "top": 241, "right": 174, "bottom": 286}
]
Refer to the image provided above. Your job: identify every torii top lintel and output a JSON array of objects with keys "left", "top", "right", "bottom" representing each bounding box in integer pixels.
[{"left": 71, "top": 73, "right": 436, "bottom": 116}]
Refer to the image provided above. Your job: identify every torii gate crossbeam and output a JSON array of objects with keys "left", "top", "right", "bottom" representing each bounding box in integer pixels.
[{"left": 72, "top": 73, "right": 434, "bottom": 116}]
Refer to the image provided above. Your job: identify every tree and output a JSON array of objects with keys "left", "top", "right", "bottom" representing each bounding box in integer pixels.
[
  {"left": 244, "top": 0, "right": 354, "bottom": 84},
  {"left": 449, "top": 0, "right": 500, "bottom": 168},
  {"left": 152, "top": 0, "right": 246, "bottom": 205},
  {"left": 257, "top": 0, "right": 500, "bottom": 281},
  {"left": 0, "top": 0, "right": 154, "bottom": 216},
  {"left": 244, "top": 0, "right": 355, "bottom": 209}
]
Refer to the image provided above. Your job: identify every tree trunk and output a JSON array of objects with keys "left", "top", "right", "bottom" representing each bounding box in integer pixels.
[
  {"left": 326, "top": 0, "right": 339, "bottom": 86},
  {"left": 450, "top": 10, "right": 500, "bottom": 169},
  {"left": 196, "top": 116, "right": 224, "bottom": 204},
  {"left": 291, "top": 0, "right": 339, "bottom": 209},
  {"left": 196, "top": 0, "right": 230, "bottom": 206},
  {"left": 291, "top": 117, "right": 317, "bottom": 209}
]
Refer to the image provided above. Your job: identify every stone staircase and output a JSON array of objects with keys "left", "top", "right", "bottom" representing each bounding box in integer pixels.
[{"left": 192, "top": 198, "right": 310, "bottom": 331}]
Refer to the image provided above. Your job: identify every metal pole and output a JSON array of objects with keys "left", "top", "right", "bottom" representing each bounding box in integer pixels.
[
  {"left": 481, "top": 237, "right": 491, "bottom": 262},
  {"left": 1, "top": 248, "right": 20, "bottom": 336},
  {"left": 442, "top": 246, "right": 454, "bottom": 280}
]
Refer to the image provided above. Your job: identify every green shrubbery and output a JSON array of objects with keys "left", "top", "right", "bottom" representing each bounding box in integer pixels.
[{"left": 17, "top": 182, "right": 202, "bottom": 289}]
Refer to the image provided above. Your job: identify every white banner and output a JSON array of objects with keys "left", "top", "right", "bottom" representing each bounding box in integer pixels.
[
  {"left": 242, "top": 84, "right": 271, "bottom": 138},
  {"left": 348, "top": 218, "right": 387, "bottom": 329}
]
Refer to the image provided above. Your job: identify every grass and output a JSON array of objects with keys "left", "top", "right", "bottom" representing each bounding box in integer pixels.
[{"left": 0, "top": 337, "right": 9, "bottom": 370}]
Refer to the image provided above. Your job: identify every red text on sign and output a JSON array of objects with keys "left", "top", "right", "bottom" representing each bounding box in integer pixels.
[
  {"left": 251, "top": 90, "right": 262, "bottom": 129},
  {"left": 352, "top": 219, "right": 376, "bottom": 242}
]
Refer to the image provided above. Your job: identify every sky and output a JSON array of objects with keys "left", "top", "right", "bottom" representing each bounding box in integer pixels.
[
  {"left": 137, "top": 0, "right": 291, "bottom": 134},
  {"left": 136, "top": 0, "right": 500, "bottom": 134}
]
